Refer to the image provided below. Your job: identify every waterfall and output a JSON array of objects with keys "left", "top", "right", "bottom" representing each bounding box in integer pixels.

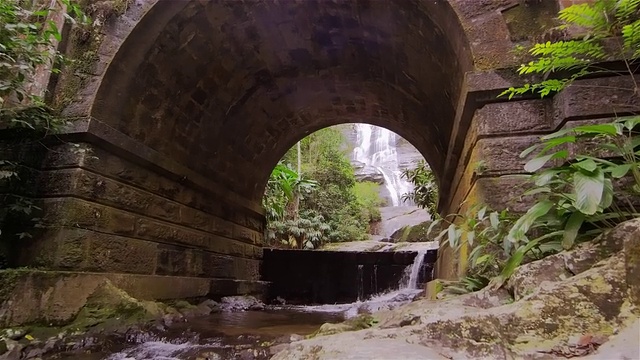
[
  {"left": 400, "top": 249, "right": 428, "bottom": 289},
  {"left": 352, "top": 124, "right": 414, "bottom": 206},
  {"left": 357, "top": 264, "right": 364, "bottom": 301}
]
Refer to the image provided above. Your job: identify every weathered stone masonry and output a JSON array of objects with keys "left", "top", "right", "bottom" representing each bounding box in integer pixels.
[{"left": 6, "top": 0, "right": 632, "bottom": 298}]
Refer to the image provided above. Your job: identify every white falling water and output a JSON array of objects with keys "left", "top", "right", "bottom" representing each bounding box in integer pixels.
[
  {"left": 352, "top": 124, "right": 414, "bottom": 206},
  {"left": 300, "top": 248, "right": 430, "bottom": 318},
  {"left": 400, "top": 249, "right": 428, "bottom": 290}
]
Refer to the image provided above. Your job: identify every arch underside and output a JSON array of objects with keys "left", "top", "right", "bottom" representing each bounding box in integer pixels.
[{"left": 92, "top": 0, "right": 472, "bottom": 202}]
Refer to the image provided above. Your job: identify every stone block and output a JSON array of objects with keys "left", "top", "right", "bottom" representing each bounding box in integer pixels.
[
  {"left": 473, "top": 136, "right": 540, "bottom": 175},
  {"left": 0, "top": 270, "right": 265, "bottom": 327},
  {"left": 623, "top": 220, "right": 640, "bottom": 308},
  {"left": 425, "top": 279, "right": 444, "bottom": 300},
  {"left": 475, "top": 100, "right": 550, "bottom": 136}
]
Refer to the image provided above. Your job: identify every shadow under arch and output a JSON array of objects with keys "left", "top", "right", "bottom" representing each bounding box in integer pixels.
[{"left": 88, "top": 0, "right": 474, "bottom": 209}]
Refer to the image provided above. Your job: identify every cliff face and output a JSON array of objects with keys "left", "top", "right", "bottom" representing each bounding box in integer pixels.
[{"left": 342, "top": 123, "right": 425, "bottom": 206}]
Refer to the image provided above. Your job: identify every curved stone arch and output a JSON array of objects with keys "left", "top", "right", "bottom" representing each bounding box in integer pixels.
[
  {"left": 71, "top": 0, "right": 503, "bottom": 205},
  {"left": 19, "top": 0, "right": 591, "bottom": 292}
]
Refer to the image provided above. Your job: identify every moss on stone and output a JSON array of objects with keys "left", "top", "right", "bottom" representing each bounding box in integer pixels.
[
  {"left": 0, "top": 268, "right": 45, "bottom": 305},
  {"left": 309, "top": 314, "right": 378, "bottom": 338},
  {"left": 391, "top": 221, "right": 435, "bottom": 243},
  {"left": 52, "top": 0, "right": 134, "bottom": 112}
]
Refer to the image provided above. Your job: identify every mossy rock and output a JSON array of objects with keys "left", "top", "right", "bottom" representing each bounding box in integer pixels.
[
  {"left": 70, "top": 280, "right": 163, "bottom": 330},
  {"left": 310, "top": 314, "right": 378, "bottom": 338},
  {"left": 390, "top": 221, "right": 439, "bottom": 243}
]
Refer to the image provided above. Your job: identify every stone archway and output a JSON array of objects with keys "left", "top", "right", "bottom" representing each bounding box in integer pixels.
[{"left": 18, "top": 0, "right": 619, "bottom": 298}]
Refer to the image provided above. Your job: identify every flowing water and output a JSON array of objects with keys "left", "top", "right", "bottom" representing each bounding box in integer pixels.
[
  {"left": 293, "top": 248, "right": 430, "bottom": 318},
  {"left": 352, "top": 124, "right": 414, "bottom": 206},
  {"left": 53, "top": 252, "right": 430, "bottom": 359},
  {"left": 56, "top": 310, "right": 343, "bottom": 360}
]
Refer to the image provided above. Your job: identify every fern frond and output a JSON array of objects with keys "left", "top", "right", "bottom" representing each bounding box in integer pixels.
[
  {"left": 622, "top": 19, "right": 640, "bottom": 56},
  {"left": 616, "top": 0, "right": 640, "bottom": 21},
  {"left": 559, "top": 3, "right": 607, "bottom": 30}
]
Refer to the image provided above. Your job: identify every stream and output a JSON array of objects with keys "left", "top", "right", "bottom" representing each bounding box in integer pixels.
[{"left": 51, "top": 250, "right": 430, "bottom": 360}]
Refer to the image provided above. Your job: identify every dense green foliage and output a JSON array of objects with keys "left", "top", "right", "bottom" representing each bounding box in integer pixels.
[
  {"left": 501, "top": 0, "right": 640, "bottom": 99},
  {"left": 400, "top": 160, "right": 439, "bottom": 216},
  {"left": 435, "top": 0, "right": 640, "bottom": 291},
  {"left": 263, "top": 126, "right": 383, "bottom": 248}
]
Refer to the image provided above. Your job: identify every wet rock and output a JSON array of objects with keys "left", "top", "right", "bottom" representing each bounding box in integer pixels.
[
  {"left": 622, "top": 219, "right": 640, "bottom": 307},
  {"left": 269, "top": 343, "right": 291, "bottom": 356},
  {"left": 311, "top": 314, "right": 377, "bottom": 337},
  {"left": 198, "top": 299, "right": 221, "bottom": 313},
  {"left": 455, "top": 287, "right": 512, "bottom": 309},
  {"left": 506, "top": 252, "right": 572, "bottom": 300},
  {"left": 0, "top": 339, "right": 23, "bottom": 360},
  {"left": 352, "top": 162, "right": 384, "bottom": 184},
  {"left": 220, "top": 296, "right": 265, "bottom": 312},
  {"left": 174, "top": 300, "right": 213, "bottom": 318},
  {"left": 507, "top": 219, "right": 639, "bottom": 301},
  {"left": 195, "top": 351, "right": 222, "bottom": 360},
  {"left": 0, "top": 329, "right": 26, "bottom": 341},
  {"left": 271, "top": 220, "right": 640, "bottom": 360}
]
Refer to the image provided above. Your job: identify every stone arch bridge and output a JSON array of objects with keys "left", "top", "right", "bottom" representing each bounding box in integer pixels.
[{"left": 8, "top": 0, "right": 635, "bottom": 300}]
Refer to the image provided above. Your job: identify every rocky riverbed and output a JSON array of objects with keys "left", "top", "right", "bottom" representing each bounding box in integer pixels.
[
  {"left": 272, "top": 219, "right": 640, "bottom": 359},
  {"left": 3, "top": 219, "right": 639, "bottom": 360}
]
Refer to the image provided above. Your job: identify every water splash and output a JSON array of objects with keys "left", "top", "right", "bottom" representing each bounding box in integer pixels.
[
  {"left": 400, "top": 249, "right": 428, "bottom": 290},
  {"left": 352, "top": 124, "right": 414, "bottom": 206},
  {"left": 357, "top": 264, "right": 364, "bottom": 302},
  {"left": 300, "top": 248, "right": 430, "bottom": 318}
]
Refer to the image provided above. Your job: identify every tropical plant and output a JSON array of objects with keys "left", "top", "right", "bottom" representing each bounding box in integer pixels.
[
  {"left": 401, "top": 160, "right": 439, "bottom": 216},
  {"left": 266, "top": 211, "right": 331, "bottom": 249},
  {"left": 487, "top": 0, "right": 640, "bottom": 286},
  {"left": 0, "top": 0, "right": 86, "bottom": 109},
  {"left": 263, "top": 162, "right": 317, "bottom": 222},
  {"left": 433, "top": 0, "right": 640, "bottom": 289},
  {"left": 354, "top": 181, "right": 384, "bottom": 223},
  {"left": 263, "top": 126, "right": 382, "bottom": 246},
  {"left": 500, "top": 0, "right": 640, "bottom": 99}
]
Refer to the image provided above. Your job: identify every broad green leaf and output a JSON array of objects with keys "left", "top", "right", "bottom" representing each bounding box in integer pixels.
[
  {"left": 447, "top": 224, "right": 457, "bottom": 248},
  {"left": 600, "top": 178, "right": 614, "bottom": 210},
  {"left": 541, "top": 127, "right": 574, "bottom": 140},
  {"left": 609, "top": 164, "right": 632, "bottom": 178},
  {"left": 491, "top": 239, "right": 541, "bottom": 289},
  {"left": 523, "top": 187, "right": 552, "bottom": 196},
  {"left": 539, "top": 135, "right": 577, "bottom": 155},
  {"left": 534, "top": 169, "right": 558, "bottom": 186},
  {"left": 573, "top": 123, "right": 621, "bottom": 136},
  {"left": 475, "top": 254, "right": 492, "bottom": 266},
  {"left": 489, "top": 212, "right": 499, "bottom": 229},
  {"left": 573, "top": 159, "right": 598, "bottom": 172},
  {"left": 623, "top": 116, "right": 640, "bottom": 131},
  {"left": 478, "top": 206, "right": 487, "bottom": 221},
  {"left": 524, "top": 150, "right": 568, "bottom": 172},
  {"left": 427, "top": 219, "right": 442, "bottom": 236},
  {"left": 508, "top": 199, "right": 554, "bottom": 243},
  {"left": 573, "top": 169, "right": 605, "bottom": 215},
  {"left": 576, "top": 155, "right": 617, "bottom": 166},
  {"left": 467, "top": 231, "right": 475, "bottom": 246},
  {"left": 562, "top": 212, "right": 584, "bottom": 249},
  {"left": 520, "top": 143, "right": 540, "bottom": 158}
]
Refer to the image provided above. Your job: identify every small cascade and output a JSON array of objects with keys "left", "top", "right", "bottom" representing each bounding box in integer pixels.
[
  {"left": 372, "top": 264, "right": 378, "bottom": 295},
  {"left": 352, "top": 124, "right": 414, "bottom": 206},
  {"left": 299, "top": 248, "right": 433, "bottom": 318},
  {"left": 399, "top": 249, "right": 428, "bottom": 290},
  {"left": 357, "top": 264, "right": 364, "bottom": 302}
]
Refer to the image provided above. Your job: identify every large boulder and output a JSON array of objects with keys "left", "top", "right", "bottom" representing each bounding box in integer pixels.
[
  {"left": 352, "top": 162, "right": 385, "bottom": 184},
  {"left": 272, "top": 219, "right": 640, "bottom": 360}
]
